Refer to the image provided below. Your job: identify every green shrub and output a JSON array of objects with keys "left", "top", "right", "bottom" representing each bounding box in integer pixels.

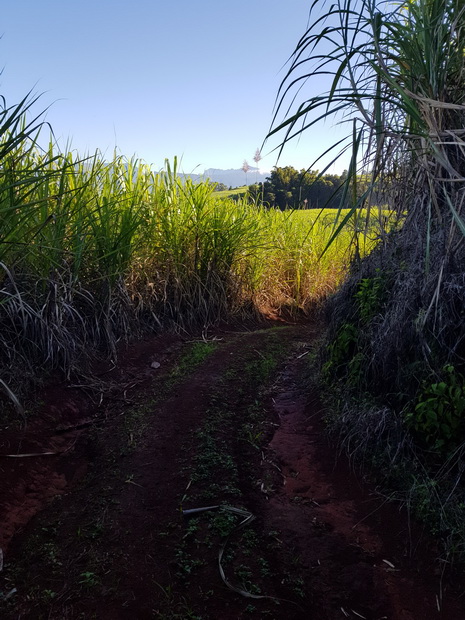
[
  {"left": 354, "top": 272, "right": 386, "bottom": 324},
  {"left": 406, "top": 365, "right": 465, "bottom": 453},
  {"left": 322, "top": 322, "right": 359, "bottom": 381}
]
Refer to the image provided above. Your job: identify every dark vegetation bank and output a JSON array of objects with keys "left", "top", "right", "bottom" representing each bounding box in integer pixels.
[{"left": 268, "top": 0, "right": 465, "bottom": 562}]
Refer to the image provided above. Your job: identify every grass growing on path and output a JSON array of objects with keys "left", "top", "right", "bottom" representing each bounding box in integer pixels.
[{"left": 0, "top": 327, "right": 301, "bottom": 619}]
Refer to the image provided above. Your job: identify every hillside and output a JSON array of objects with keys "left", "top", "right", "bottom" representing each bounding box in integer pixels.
[{"left": 182, "top": 166, "right": 269, "bottom": 188}]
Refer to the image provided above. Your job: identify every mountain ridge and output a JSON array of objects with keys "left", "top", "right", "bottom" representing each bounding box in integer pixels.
[{"left": 182, "top": 166, "right": 269, "bottom": 188}]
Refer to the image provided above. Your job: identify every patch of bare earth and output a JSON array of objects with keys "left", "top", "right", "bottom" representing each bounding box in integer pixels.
[{"left": 0, "top": 322, "right": 464, "bottom": 619}]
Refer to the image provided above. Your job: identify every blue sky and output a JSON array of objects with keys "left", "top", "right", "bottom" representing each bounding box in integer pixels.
[{"left": 1, "top": 0, "right": 348, "bottom": 174}]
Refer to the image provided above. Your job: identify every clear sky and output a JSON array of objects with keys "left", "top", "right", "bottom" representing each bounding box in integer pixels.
[{"left": 1, "top": 0, "right": 348, "bottom": 174}]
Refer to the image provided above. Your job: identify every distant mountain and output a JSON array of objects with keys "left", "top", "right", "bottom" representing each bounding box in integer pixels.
[{"left": 182, "top": 167, "right": 269, "bottom": 188}]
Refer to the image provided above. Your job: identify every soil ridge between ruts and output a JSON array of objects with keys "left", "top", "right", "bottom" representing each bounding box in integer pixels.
[{"left": 0, "top": 321, "right": 464, "bottom": 619}]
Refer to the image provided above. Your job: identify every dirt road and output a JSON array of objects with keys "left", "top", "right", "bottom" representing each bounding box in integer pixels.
[{"left": 0, "top": 322, "right": 463, "bottom": 619}]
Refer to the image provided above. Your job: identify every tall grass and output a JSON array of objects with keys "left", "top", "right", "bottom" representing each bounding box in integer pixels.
[
  {"left": 0, "top": 94, "right": 385, "bottom": 407},
  {"left": 268, "top": 0, "right": 465, "bottom": 261},
  {"left": 252, "top": 207, "right": 383, "bottom": 311}
]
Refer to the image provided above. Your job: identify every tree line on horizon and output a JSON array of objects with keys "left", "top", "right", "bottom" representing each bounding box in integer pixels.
[{"left": 244, "top": 166, "right": 351, "bottom": 210}]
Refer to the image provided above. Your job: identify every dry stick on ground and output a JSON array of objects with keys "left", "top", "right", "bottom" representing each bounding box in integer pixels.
[{"left": 182, "top": 504, "right": 302, "bottom": 608}]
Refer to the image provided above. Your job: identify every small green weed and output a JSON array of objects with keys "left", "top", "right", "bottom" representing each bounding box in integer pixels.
[
  {"left": 175, "top": 548, "right": 205, "bottom": 577},
  {"left": 354, "top": 272, "right": 386, "bottom": 324},
  {"left": 322, "top": 322, "right": 359, "bottom": 380},
  {"left": 257, "top": 557, "right": 271, "bottom": 577},
  {"left": 235, "top": 564, "right": 261, "bottom": 594},
  {"left": 281, "top": 572, "right": 305, "bottom": 598},
  {"left": 41, "top": 589, "right": 57, "bottom": 603},
  {"left": 79, "top": 571, "right": 100, "bottom": 588},
  {"left": 242, "top": 422, "right": 263, "bottom": 449},
  {"left": 406, "top": 364, "right": 465, "bottom": 452},
  {"left": 241, "top": 528, "right": 259, "bottom": 547},
  {"left": 171, "top": 342, "right": 217, "bottom": 381},
  {"left": 182, "top": 517, "right": 200, "bottom": 540},
  {"left": 208, "top": 511, "right": 237, "bottom": 538},
  {"left": 40, "top": 542, "right": 62, "bottom": 568}
]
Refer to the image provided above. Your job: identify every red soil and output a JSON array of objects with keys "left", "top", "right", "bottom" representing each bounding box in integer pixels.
[{"left": 0, "top": 322, "right": 463, "bottom": 619}]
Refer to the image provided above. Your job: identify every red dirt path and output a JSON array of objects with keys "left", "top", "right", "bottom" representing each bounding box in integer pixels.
[{"left": 0, "top": 322, "right": 464, "bottom": 619}]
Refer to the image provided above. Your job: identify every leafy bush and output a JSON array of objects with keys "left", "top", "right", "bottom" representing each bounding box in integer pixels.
[
  {"left": 406, "top": 365, "right": 465, "bottom": 453},
  {"left": 354, "top": 273, "right": 386, "bottom": 324},
  {"left": 322, "top": 322, "right": 359, "bottom": 380}
]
